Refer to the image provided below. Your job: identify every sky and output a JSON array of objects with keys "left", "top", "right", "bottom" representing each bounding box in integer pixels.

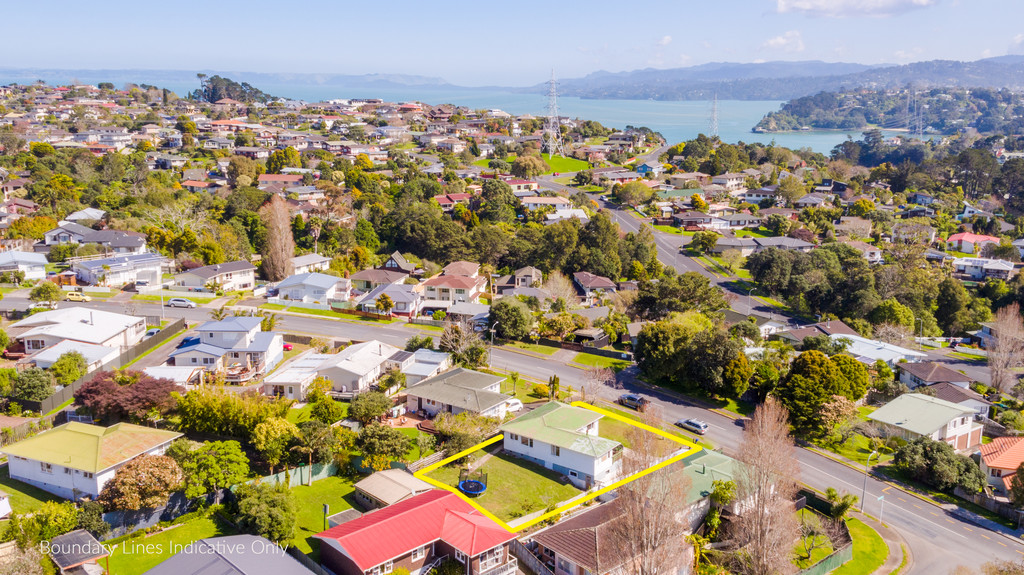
[{"left": 2, "top": 0, "right": 1022, "bottom": 86}]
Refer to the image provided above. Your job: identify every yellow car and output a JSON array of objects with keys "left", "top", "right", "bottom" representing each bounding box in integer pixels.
[{"left": 65, "top": 292, "right": 92, "bottom": 302}]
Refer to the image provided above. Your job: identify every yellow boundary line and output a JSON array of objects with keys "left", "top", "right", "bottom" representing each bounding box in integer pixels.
[{"left": 413, "top": 401, "right": 702, "bottom": 531}]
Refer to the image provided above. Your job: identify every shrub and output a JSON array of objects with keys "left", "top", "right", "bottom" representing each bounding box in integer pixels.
[{"left": 530, "top": 384, "right": 549, "bottom": 398}]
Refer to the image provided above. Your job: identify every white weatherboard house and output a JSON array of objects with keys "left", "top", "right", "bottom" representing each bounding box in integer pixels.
[
  {"left": 0, "top": 251, "right": 47, "bottom": 280},
  {"left": 501, "top": 402, "right": 621, "bottom": 489},
  {"left": 72, "top": 253, "right": 166, "bottom": 287},
  {"left": 1, "top": 422, "right": 181, "bottom": 500},
  {"left": 175, "top": 260, "right": 256, "bottom": 291},
  {"left": 168, "top": 317, "right": 283, "bottom": 383},
  {"left": 276, "top": 272, "right": 351, "bottom": 303},
  {"left": 10, "top": 308, "right": 145, "bottom": 353}
]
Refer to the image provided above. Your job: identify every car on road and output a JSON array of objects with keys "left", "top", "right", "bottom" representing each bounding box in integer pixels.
[
  {"left": 167, "top": 298, "right": 196, "bottom": 308},
  {"left": 65, "top": 292, "right": 91, "bottom": 302},
  {"left": 143, "top": 328, "right": 161, "bottom": 340},
  {"left": 28, "top": 301, "right": 57, "bottom": 311},
  {"left": 618, "top": 393, "right": 649, "bottom": 412},
  {"left": 675, "top": 418, "right": 709, "bottom": 435},
  {"left": 506, "top": 399, "right": 524, "bottom": 413}
]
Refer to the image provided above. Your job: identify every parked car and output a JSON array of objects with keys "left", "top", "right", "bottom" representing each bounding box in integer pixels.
[
  {"left": 143, "top": 328, "right": 161, "bottom": 340},
  {"left": 167, "top": 298, "right": 196, "bottom": 308},
  {"left": 618, "top": 393, "right": 649, "bottom": 412},
  {"left": 506, "top": 399, "right": 524, "bottom": 413},
  {"left": 283, "top": 343, "right": 294, "bottom": 351},
  {"left": 65, "top": 292, "right": 91, "bottom": 302},
  {"left": 675, "top": 418, "right": 709, "bottom": 435},
  {"left": 28, "top": 301, "right": 57, "bottom": 311}
]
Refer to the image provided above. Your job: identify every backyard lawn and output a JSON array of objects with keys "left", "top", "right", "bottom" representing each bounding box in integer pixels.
[
  {"left": 734, "top": 228, "right": 773, "bottom": 238},
  {"left": 831, "top": 518, "right": 888, "bottom": 575},
  {"left": 426, "top": 453, "right": 581, "bottom": 522},
  {"left": 0, "top": 465, "right": 62, "bottom": 513},
  {"left": 290, "top": 476, "right": 357, "bottom": 559},
  {"left": 106, "top": 513, "right": 236, "bottom": 575},
  {"left": 399, "top": 427, "right": 435, "bottom": 461},
  {"left": 792, "top": 509, "right": 834, "bottom": 570},
  {"left": 571, "top": 352, "right": 631, "bottom": 372},
  {"left": 287, "top": 400, "right": 349, "bottom": 424}
]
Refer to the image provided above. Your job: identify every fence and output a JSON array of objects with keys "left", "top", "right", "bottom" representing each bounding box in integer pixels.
[
  {"left": 955, "top": 487, "right": 1023, "bottom": 522},
  {"left": 793, "top": 489, "right": 854, "bottom": 575},
  {"left": 5, "top": 318, "right": 188, "bottom": 416},
  {"left": 531, "top": 337, "right": 633, "bottom": 361},
  {"left": 268, "top": 298, "right": 330, "bottom": 311},
  {"left": 409, "top": 317, "right": 447, "bottom": 328},
  {"left": 100, "top": 489, "right": 226, "bottom": 539},
  {"left": 248, "top": 461, "right": 341, "bottom": 489},
  {"left": 510, "top": 539, "right": 555, "bottom": 575},
  {"left": 408, "top": 450, "right": 448, "bottom": 472},
  {"left": 329, "top": 305, "right": 390, "bottom": 320},
  {"left": 288, "top": 548, "right": 331, "bottom": 575}
]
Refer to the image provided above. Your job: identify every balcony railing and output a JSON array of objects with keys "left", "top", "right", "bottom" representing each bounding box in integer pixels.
[{"left": 479, "top": 557, "right": 517, "bottom": 575}]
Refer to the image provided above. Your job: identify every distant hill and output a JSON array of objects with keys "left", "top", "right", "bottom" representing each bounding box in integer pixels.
[{"left": 525, "top": 58, "right": 1024, "bottom": 101}]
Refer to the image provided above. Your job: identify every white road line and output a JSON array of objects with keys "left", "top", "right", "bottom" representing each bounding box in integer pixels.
[{"left": 801, "top": 462, "right": 968, "bottom": 539}]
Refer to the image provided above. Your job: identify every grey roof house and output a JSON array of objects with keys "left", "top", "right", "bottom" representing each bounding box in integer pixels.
[{"left": 405, "top": 368, "right": 510, "bottom": 418}]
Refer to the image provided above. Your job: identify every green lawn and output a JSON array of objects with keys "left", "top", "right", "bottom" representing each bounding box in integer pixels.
[
  {"left": 106, "top": 513, "right": 236, "bottom": 575},
  {"left": 505, "top": 341, "right": 559, "bottom": 356},
  {"left": 572, "top": 352, "right": 631, "bottom": 372},
  {"left": 653, "top": 225, "right": 682, "bottom": 234},
  {"left": 856, "top": 406, "right": 876, "bottom": 421},
  {"left": 831, "top": 518, "right": 888, "bottom": 575},
  {"left": 290, "top": 476, "right": 357, "bottom": 559},
  {"left": 472, "top": 155, "right": 517, "bottom": 168},
  {"left": 734, "top": 228, "right": 774, "bottom": 238},
  {"left": 580, "top": 185, "right": 604, "bottom": 192},
  {"left": 818, "top": 435, "right": 894, "bottom": 467},
  {"left": 947, "top": 351, "right": 987, "bottom": 362},
  {"left": 427, "top": 453, "right": 581, "bottom": 522},
  {"left": 0, "top": 465, "right": 62, "bottom": 514},
  {"left": 540, "top": 154, "right": 591, "bottom": 174},
  {"left": 287, "top": 400, "right": 349, "bottom": 424},
  {"left": 793, "top": 509, "right": 835, "bottom": 569},
  {"left": 399, "top": 427, "right": 435, "bottom": 461},
  {"left": 133, "top": 294, "right": 215, "bottom": 304}
]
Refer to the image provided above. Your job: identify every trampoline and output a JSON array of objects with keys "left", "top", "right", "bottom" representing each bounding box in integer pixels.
[{"left": 458, "top": 479, "right": 487, "bottom": 496}]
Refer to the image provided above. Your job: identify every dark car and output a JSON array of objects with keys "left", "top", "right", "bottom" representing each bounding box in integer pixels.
[
  {"left": 618, "top": 393, "right": 649, "bottom": 412},
  {"left": 675, "top": 418, "right": 709, "bottom": 435}
]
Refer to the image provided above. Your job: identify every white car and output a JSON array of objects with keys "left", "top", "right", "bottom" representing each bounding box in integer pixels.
[
  {"left": 506, "top": 399, "right": 524, "bottom": 413},
  {"left": 166, "top": 298, "right": 197, "bottom": 308}
]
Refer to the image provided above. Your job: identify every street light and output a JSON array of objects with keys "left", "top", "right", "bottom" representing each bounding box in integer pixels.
[
  {"left": 861, "top": 450, "right": 879, "bottom": 511},
  {"left": 747, "top": 285, "right": 759, "bottom": 312},
  {"left": 489, "top": 321, "right": 500, "bottom": 367},
  {"left": 916, "top": 317, "right": 924, "bottom": 347}
]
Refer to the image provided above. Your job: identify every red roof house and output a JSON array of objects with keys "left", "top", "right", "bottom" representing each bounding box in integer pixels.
[
  {"left": 980, "top": 436, "right": 1024, "bottom": 493},
  {"left": 946, "top": 232, "right": 1000, "bottom": 255},
  {"left": 315, "top": 490, "right": 516, "bottom": 575}
]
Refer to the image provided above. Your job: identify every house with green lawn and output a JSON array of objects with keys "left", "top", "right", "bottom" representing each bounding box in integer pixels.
[
  {"left": 500, "top": 402, "right": 620, "bottom": 489},
  {"left": 1, "top": 422, "right": 181, "bottom": 500}
]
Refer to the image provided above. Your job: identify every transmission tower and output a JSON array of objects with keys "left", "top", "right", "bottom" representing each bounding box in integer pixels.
[
  {"left": 709, "top": 93, "right": 719, "bottom": 138},
  {"left": 545, "top": 70, "right": 565, "bottom": 157}
]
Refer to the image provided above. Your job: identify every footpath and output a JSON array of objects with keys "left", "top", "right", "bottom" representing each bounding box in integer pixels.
[{"left": 850, "top": 510, "right": 911, "bottom": 575}]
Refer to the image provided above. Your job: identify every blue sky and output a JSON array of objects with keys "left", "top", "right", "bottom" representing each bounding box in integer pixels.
[{"left": 3, "top": 0, "right": 1021, "bottom": 86}]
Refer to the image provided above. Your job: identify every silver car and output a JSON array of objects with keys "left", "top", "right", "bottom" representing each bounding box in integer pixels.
[{"left": 167, "top": 298, "right": 197, "bottom": 308}]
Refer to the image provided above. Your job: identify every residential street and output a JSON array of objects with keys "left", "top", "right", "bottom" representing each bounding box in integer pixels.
[{"left": 6, "top": 294, "right": 1020, "bottom": 573}]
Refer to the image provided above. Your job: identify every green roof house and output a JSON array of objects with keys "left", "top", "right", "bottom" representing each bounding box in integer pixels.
[
  {"left": 501, "top": 402, "right": 620, "bottom": 489},
  {"left": 1, "top": 422, "right": 181, "bottom": 500},
  {"left": 868, "top": 393, "right": 982, "bottom": 452}
]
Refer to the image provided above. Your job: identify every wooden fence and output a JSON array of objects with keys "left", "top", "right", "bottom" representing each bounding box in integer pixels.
[
  {"left": 408, "top": 450, "right": 448, "bottom": 472},
  {"left": 288, "top": 548, "right": 331, "bottom": 575},
  {"left": 955, "top": 487, "right": 1023, "bottom": 522}
]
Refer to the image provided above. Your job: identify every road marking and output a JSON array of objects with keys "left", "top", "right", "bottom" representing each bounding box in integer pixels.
[
  {"left": 999, "top": 542, "right": 1008, "bottom": 547},
  {"left": 914, "top": 504, "right": 922, "bottom": 509},
  {"left": 964, "top": 526, "right": 974, "bottom": 532},
  {"left": 896, "top": 496, "right": 907, "bottom": 503},
  {"left": 883, "top": 486, "right": 893, "bottom": 493},
  {"left": 946, "top": 519, "right": 955, "bottom": 524},
  {"left": 930, "top": 511, "right": 939, "bottom": 517},
  {"left": 982, "top": 534, "right": 992, "bottom": 540}
]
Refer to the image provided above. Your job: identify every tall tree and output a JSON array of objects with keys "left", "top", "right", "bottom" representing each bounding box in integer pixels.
[
  {"left": 990, "top": 303, "right": 1024, "bottom": 395},
  {"left": 259, "top": 195, "right": 295, "bottom": 281},
  {"left": 179, "top": 440, "right": 250, "bottom": 499},
  {"left": 731, "top": 397, "right": 799, "bottom": 575},
  {"left": 98, "top": 455, "right": 184, "bottom": 510},
  {"left": 251, "top": 417, "right": 299, "bottom": 475}
]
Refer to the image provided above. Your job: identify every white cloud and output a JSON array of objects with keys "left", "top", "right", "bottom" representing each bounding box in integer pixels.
[
  {"left": 893, "top": 47, "right": 924, "bottom": 61},
  {"left": 657, "top": 35, "right": 672, "bottom": 47},
  {"left": 762, "top": 30, "right": 805, "bottom": 52},
  {"left": 777, "top": 0, "right": 937, "bottom": 17},
  {"left": 1011, "top": 34, "right": 1024, "bottom": 55}
]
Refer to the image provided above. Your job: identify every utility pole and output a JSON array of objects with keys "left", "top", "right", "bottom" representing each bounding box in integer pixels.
[{"left": 861, "top": 450, "right": 879, "bottom": 511}]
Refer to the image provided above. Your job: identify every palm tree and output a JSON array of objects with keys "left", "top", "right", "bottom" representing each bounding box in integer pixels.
[
  {"left": 825, "top": 487, "right": 859, "bottom": 520},
  {"left": 259, "top": 311, "right": 279, "bottom": 332},
  {"left": 210, "top": 307, "right": 230, "bottom": 320},
  {"left": 292, "top": 421, "right": 337, "bottom": 486}
]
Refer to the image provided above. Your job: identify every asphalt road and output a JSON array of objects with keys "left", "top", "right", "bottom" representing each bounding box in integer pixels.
[{"left": 5, "top": 293, "right": 1015, "bottom": 573}]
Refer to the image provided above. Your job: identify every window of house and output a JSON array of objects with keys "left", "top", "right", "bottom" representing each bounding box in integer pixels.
[
  {"left": 64, "top": 467, "right": 71, "bottom": 474},
  {"left": 455, "top": 289, "right": 465, "bottom": 295},
  {"left": 368, "top": 567, "right": 381, "bottom": 575},
  {"left": 191, "top": 357, "right": 198, "bottom": 364},
  {"left": 551, "top": 445, "right": 560, "bottom": 457},
  {"left": 509, "top": 433, "right": 518, "bottom": 441},
  {"left": 480, "top": 546, "right": 503, "bottom": 569},
  {"left": 569, "top": 470, "right": 578, "bottom": 478},
  {"left": 994, "top": 469, "right": 1003, "bottom": 477},
  {"left": 40, "top": 463, "right": 52, "bottom": 474},
  {"left": 558, "top": 558, "right": 572, "bottom": 573},
  {"left": 411, "top": 546, "right": 426, "bottom": 560},
  {"left": 84, "top": 472, "right": 93, "bottom": 479},
  {"left": 455, "top": 551, "right": 465, "bottom": 563},
  {"left": 521, "top": 437, "right": 533, "bottom": 447},
  {"left": 382, "top": 561, "right": 393, "bottom": 574}
]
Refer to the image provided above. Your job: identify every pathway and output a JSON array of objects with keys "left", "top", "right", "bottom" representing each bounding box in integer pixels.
[{"left": 849, "top": 511, "right": 912, "bottom": 575}]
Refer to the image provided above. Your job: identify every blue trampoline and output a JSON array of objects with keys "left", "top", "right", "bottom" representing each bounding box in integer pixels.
[{"left": 458, "top": 479, "right": 487, "bottom": 496}]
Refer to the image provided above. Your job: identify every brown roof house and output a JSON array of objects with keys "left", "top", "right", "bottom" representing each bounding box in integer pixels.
[{"left": 898, "top": 362, "right": 972, "bottom": 390}]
